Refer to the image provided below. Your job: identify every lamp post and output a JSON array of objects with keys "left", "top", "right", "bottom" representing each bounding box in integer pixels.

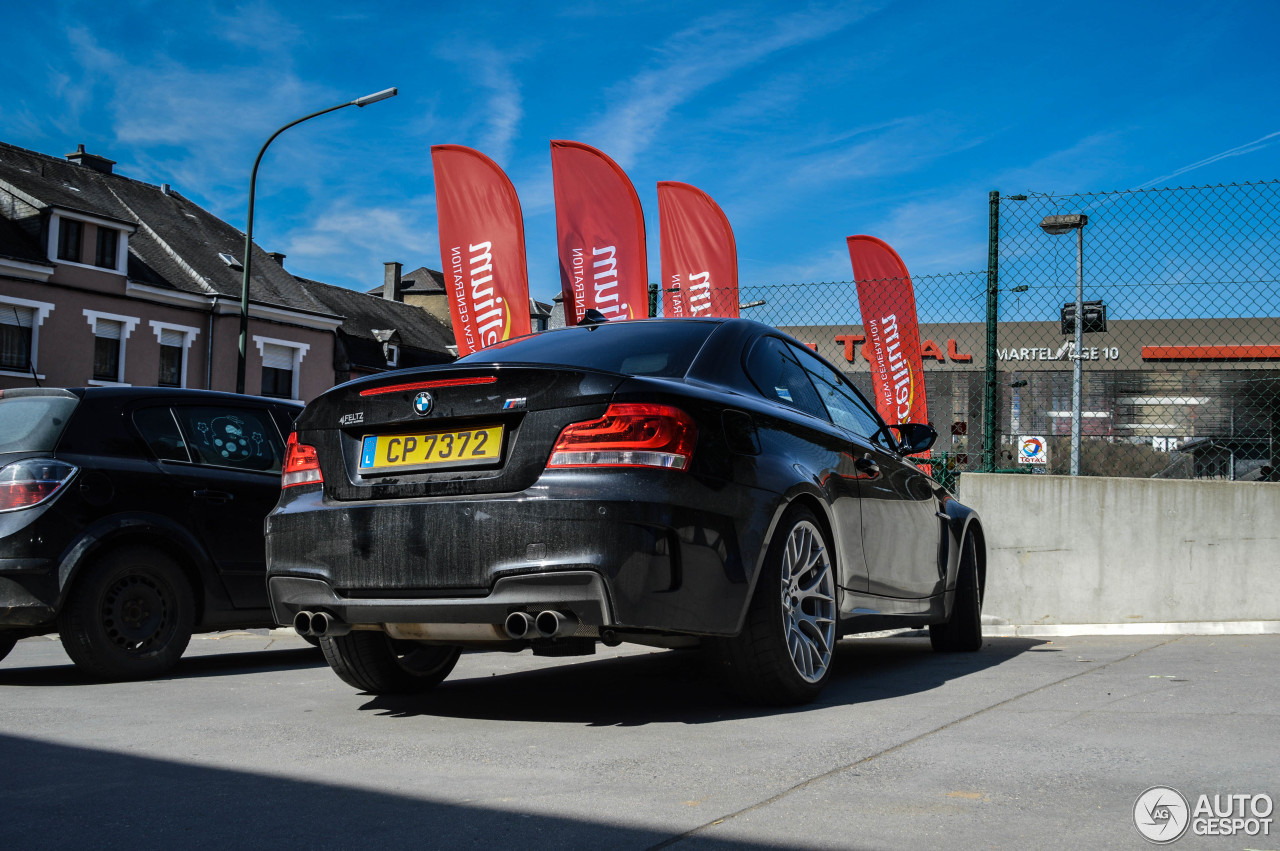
[
  {"left": 235, "top": 87, "right": 398, "bottom": 394},
  {"left": 1039, "top": 213, "right": 1089, "bottom": 475}
]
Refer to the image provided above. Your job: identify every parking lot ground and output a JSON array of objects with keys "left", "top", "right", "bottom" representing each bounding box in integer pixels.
[{"left": 1, "top": 631, "right": 1276, "bottom": 850}]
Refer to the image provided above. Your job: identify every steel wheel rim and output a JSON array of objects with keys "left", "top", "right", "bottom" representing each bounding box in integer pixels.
[
  {"left": 780, "top": 520, "right": 836, "bottom": 683},
  {"left": 102, "top": 572, "right": 173, "bottom": 653}
]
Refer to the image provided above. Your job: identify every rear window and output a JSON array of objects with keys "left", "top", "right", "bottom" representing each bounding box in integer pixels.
[
  {"left": 0, "top": 395, "right": 78, "bottom": 453},
  {"left": 459, "top": 321, "right": 718, "bottom": 378},
  {"left": 169, "top": 406, "right": 286, "bottom": 473}
]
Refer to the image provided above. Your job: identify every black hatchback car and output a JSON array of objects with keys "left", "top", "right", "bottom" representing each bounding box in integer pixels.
[
  {"left": 267, "top": 318, "right": 986, "bottom": 704},
  {"left": 0, "top": 386, "right": 301, "bottom": 678}
]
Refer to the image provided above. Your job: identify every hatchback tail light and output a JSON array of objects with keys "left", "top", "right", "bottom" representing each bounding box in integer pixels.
[
  {"left": 282, "top": 433, "right": 323, "bottom": 489},
  {"left": 548, "top": 404, "right": 697, "bottom": 470},
  {"left": 0, "top": 458, "right": 78, "bottom": 511}
]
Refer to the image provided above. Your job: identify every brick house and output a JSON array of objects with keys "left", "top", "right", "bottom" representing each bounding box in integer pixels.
[{"left": 0, "top": 140, "right": 453, "bottom": 401}]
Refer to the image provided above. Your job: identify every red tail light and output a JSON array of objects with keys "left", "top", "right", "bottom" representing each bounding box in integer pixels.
[
  {"left": 282, "top": 432, "right": 323, "bottom": 489},
  {"left": 0, "top": 459, "right": 77, "bottom": 511},
  {"left": 548, "top": 404, "right": 697, "bottom": 470}
]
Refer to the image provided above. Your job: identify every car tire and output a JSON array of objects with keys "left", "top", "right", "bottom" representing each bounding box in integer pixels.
[
  {"left": 929, "top": 532, "right": 983, "bottom": 652},
  {"left": 712, "top": 505, "right": 838, "bottom": 705},
  {"left": 320, "top": 631, "right": 461, "bottom": 694},
  {"left": 0, "top": 632, "right": 17, "bottom": 663},
  {"left": 58, "top": 546, "right": 195, "bottom": 680}
]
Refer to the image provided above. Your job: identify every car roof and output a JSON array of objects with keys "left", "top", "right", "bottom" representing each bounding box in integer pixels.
[{"left": 47, "top": 386, "right": 303, "bottom": 408}]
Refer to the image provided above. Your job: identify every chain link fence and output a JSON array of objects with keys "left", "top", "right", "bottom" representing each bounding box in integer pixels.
[
  {"left": 991, "top": 182, "right": 1280, "bottom": 481},
  {"left": 645, "top": 180, "right": 1280, "bottom": 484}
]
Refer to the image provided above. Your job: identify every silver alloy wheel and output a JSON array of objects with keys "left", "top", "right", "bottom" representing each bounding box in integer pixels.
[{"left": 779, "top": 519, "right": 837, "bottom": 682}]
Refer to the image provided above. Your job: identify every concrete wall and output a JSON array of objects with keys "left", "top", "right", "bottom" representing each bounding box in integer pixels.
[{"left": 962, "top": 473, "right": 1280, "bottom": 626}]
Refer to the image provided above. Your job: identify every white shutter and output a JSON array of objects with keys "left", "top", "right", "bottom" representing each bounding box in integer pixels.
[
  {"left": 0, "top": 305, "right": 34, "bottom": 328},
  {"left": 159, "top": 328, "right": 184, "bottom": 347},
  {"left": 261, "top": 342, "right": 294, "bottom": 370},
  {"left": 95, "top": 318, "right": 123, "bottom": 341}
]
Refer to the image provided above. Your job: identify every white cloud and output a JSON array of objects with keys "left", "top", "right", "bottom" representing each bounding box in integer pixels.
[
  {"left": 871, "top": 194, "right": 987, "bottom": 274},
  {"left": 1140, "top": 130, "right": 1280, "bottom": 188},
  {"left": 432, "top": 43, "right": 526, "bottom": 166},
  {"left": 991, "top": 131, "right": 1128, "bottom": 195},
  {"left": 476, "top": 52, "right": 524, "bottom": 165},
  {"left": 63, "top": 27, "right": 347, "bottom": 209},
  {"left": 282, "top": 200, "right": 437, "bottom": 287},
  {"left": 208, "top": 2, "right": 305, "bottom": 50},
  {"left": 578, "top": 2, "right": 883, "bottom": 167}
]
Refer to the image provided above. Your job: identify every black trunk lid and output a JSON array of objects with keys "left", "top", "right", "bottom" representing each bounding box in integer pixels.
[{"left": 297, "top": 365, "right": 627, "bottom": 501}]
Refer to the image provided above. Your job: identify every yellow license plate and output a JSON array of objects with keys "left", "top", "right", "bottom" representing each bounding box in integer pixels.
[{"left": 358, "top": 426, "right": 503, "bottom": 472}]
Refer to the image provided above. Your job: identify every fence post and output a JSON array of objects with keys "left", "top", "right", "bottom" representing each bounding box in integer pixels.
[
  {"left": 648, "top": 283, "right": 659, "bottom": 318},
  {"left": 982, "top": 190, "right": 1000, "bottom": 472}
]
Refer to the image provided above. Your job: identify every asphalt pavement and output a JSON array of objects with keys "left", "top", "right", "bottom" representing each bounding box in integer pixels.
[{"left": 0, "top": 631, "right": 1275, "bottom": 850}]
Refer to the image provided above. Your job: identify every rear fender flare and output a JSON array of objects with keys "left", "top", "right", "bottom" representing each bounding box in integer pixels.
[
  {"left": 937, "top": 502, "right": 984, "bottom": 618},
  {"left": 54, "top": 512, "right": 221, "bottom": 621},
  {"left": 731, "top": 481, "right": 837, "bottom": 635}
]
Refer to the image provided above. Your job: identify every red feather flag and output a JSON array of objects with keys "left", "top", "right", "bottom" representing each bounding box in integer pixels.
[
  {"left": 846, "top": 235, "right": 929, "bottom": 427},
  {"left": 431, "top": 145, "right": 532, "bottom": 356},
  {"left": 550, "top": 140, "right": 648, "bottom": 324},
  {"left": 657, "top": 182, "right": 739, "bottom": 318}
]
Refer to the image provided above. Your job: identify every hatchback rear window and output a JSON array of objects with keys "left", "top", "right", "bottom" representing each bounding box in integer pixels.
[
  {"left": 0, "top": 395, "right": 78, "bottom": 453},
  {"left": 460, "top": 320, "right": 718, "bottom": 378}
]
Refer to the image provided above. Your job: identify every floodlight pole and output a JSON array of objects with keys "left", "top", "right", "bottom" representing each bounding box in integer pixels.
[
  {"left": 1070, "top": 224, "right": 1085, "bottom": 476},
  {"left": 235, "top": 87, "right": 398, "bottom": 394},
  {"left": 1039, "top": 214, "right": 1088, "bottom": 475}
]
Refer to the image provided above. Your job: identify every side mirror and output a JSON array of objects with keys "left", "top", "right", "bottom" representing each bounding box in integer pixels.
[{"left": 890, "top": 423, "right": 937, "bottom": 455}]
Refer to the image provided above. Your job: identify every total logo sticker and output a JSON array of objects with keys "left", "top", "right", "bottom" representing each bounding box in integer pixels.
[{"left": 1017, "top": 435, "right": 1047, "bottom": 465}]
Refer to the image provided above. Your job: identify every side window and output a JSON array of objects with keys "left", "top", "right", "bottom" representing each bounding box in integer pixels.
[
  {"left": 170, "top": 406, "right": 285, "bottom": 473},
  {"left": 789, "top": 344, "right": 890, "bottom": 445},
  {"left": 132, "top": 406, "right": 191, "bottom": 462},
  {"left": 744, "top": 336, "right": 829, "bottom": 421}
]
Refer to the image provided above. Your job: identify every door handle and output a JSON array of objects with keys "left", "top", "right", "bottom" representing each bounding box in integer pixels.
[
  {"left": 854, "top": 454, "right": 880, "bottom": 478},
  {"left": 193, "top": 489, "right": 234, "bottom": 504}
]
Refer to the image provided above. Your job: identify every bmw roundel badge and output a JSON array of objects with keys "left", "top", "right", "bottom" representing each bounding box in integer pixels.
[{"left": 412, "top": 391, "right": 434, "bottom": 417}]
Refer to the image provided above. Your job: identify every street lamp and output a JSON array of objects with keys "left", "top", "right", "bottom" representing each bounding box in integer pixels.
[
  {"left": 1039, "top": 213, "right": 1089, "bottom": 475},
  {"left": 236, "top": 87, "right": 398, "bottom": 394}
]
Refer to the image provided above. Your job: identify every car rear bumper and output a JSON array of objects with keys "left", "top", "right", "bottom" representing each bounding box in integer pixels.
[
  {"left": 269, "top": 571, "right": 611, "bottom": 636},
  {"left": 265, "top": 473, "right": 777, "bottom": 636},
  {"left": 0, "top": 574, "right": 56, "bottom": 627}
]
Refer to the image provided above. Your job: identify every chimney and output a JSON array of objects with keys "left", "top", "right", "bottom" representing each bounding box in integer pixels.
[
  {"left": 383, "top": 261, "right": 403, "bottom": 301},
  {"left": 66, "top": 144, "right": 116, "bottom": 175},
  {"left": 268, "top": 252, "right": 287, "bottom": 268}
]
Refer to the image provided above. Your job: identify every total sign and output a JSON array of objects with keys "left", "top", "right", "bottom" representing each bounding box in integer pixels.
[{"left": 1018, "top": 436, "right": 1048, "bottom": 465}]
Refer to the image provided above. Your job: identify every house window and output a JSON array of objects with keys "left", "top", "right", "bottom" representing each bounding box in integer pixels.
[
  {"left": 261, "top": 344, "right": 293, "bottom": 398},
  {"left": 0, "top": 297, "right": 54, "bottom": 377},
  {"left": 254, "top": 336, "right": 309, "bottom": 400},
  {"left": 385, "top": 343, "right": 400, "bottom": 367},
  {"left": 57, "top": 219, "right": 83, "bottom": 263},
  {"left": 150, "top": 322, "right": 199, "bottom": 388},
  {"left": 83, "top": 310, "right": 139, "bottom": 385},
  {"left": 0, "top": 306, "right": 34, "bottom": 371},
  {"left": 95, "top": 227, "right": 119, "bottom": 269},
  {"left": 158, "top": 335, "right": 183, "bottom": 386},
  {"left": 93, "top": 319, "right": 123, "bottom": 381}
]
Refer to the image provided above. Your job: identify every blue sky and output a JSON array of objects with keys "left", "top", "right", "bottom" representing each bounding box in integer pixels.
[{"left": 5, "top": 0, "right": 1280, "bottom": 303}]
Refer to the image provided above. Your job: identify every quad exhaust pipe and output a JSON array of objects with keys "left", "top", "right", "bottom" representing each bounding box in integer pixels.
[
  {"left": 503, "top": 610, "right": 575, "bottom": 640},
  {"left": 503, "top": 611, "right": 536, "bottom": 640},
  {"left": 293, "top": 610, "right": 351, "bottom": 638}
]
